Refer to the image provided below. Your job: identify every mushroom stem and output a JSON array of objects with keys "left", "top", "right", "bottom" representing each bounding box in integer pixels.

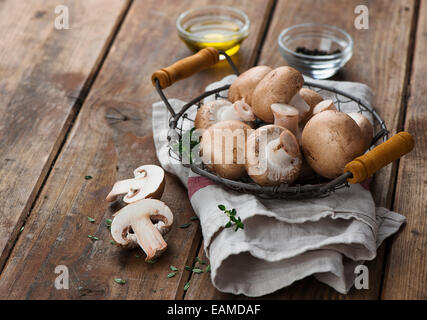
[
  {"left": 132, "top": 217, "right": 167, "bottom": 261},
  {"left": 271, "top": 103, "right": 299, "bottom": 136},
  {"left": 233, "top": 99, "right": 256, "bottom": 121},
  {"left": 279, "top": 130, "right": 300, "bottom": 157},
  {"left": 289, "top": 93, "right": 311, "bottom": 123},
  {"left": 313, "top": 99, "right": 336, "bottom": 115}
]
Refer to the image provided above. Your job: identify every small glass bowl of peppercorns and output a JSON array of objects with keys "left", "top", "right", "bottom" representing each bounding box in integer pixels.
[{"left": 278, "top": 23, "right": 353, "bottom": 79}]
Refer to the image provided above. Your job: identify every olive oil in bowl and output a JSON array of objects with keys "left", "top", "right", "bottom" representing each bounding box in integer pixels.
[{"left": 177, "top": 6, "right": 250, "bottom": 56}]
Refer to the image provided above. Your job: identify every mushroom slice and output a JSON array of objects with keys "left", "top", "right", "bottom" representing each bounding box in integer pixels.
[
  {"left": 106, "top": 164, "right": 165, "bottom": 203},
  {"left": 246, "top": 125, "right": 302, "bottom": 186},
  {"left": 111, "top": 199, "right": 173, "bottom": 261},
  {"left": 312, "top": 99, "right": 337, "bottom": 115}
]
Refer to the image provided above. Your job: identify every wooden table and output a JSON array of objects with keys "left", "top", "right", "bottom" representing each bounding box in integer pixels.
[{"left": 0, "top": 0, "right": 425, "bottom": 300}]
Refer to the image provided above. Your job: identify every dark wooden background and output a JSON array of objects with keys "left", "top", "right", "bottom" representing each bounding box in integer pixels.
[{"left": 0, "top": 0, "right": 425, "bottom": 299}]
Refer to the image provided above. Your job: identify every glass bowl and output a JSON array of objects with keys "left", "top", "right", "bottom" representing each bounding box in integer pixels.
[
  {"left": 176, "top": 6, "right": 250, "bottom": 56},
  {"left": 278, "top": 23, "right": 353, "bottom": 79}
]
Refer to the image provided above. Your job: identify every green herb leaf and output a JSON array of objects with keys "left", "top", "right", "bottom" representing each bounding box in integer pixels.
[
  {"left": 184, "top": 265, "right": 192, "bottom": 271},
  {"left": 135, "top": 254, "right": 140, "bottom": 258},
  {"left": 167, "top": 272, "right": 176, "bottom": 278},
  {"left": 88, "top": 235, "right": 98, "bottom": 240},
  {"left": 147, "top": 259, "right": 158, "bottom": 264},
  {"left": 170, "top": 265, "right": 178, "bottom": 271},
  {"left": 205, "top": 265, "right": 211, "bottom": 272},
  {"left": 195, "top": 257, "right": 206, "bottom": 265},
  {"left": 114, "top": 278, "right": 126, "bottom": 285},
  {"left": 192, "top": 268, "right": 203, "bottom": 274},
  {"left": 110, "top": 240, "right": 116, "bottom": 245},
  {"left": 84, "top": 175, "right": 93, "bottom": 180},
  {"left": 19, "top": 226, "right": 24, "bottom": 233},
  {"left": 183, "top": 282, "right": 190, "bottom": 291},
  {"left": 190, "top": 216, "right": 199, "bottom": 221},
  {"left": 87, "top": 217, "right": 95, "bottom": 223},
  {"left": 218, "top": 205, "right": 244, "bottom": 232},
  {"left": 105, "top": 218, "right": 113, "bottom": 226},
  {"left": 180, "top": 223, "right": 191, "bottom": 229}
]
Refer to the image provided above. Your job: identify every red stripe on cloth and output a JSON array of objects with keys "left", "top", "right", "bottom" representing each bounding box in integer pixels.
[
  {"left": 188, "top": 176, "right": 216, "bottom": 199},
  {"left": 360, "top": 177, "right": 372, "bottom": 191}
]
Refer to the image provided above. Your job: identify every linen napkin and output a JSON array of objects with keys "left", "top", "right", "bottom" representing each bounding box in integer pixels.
[{"left": 151, "top": 75, "right": 406, "bottom": 297}]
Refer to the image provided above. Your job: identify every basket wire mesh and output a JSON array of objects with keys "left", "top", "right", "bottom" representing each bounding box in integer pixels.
[{"left": 154, "top": 51, "right": 388, "bottom": 199}]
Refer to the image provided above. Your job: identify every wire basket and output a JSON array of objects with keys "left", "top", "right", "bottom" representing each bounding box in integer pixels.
[{"left": 152, "top": 48, "right": 396, "bottom": 199}]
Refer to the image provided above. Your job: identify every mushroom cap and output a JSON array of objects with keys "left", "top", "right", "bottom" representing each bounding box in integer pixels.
[
  {"left": 301, "top": 110, "right": 365, "bottom": 179},
  {"left": 312, "top": 99, "right": 336, "bottom": 115},
  {"left": 348, "top": 112, "right": 374, "bottom": 150},
  {"left": 246, "top": 125, "right": 302, "bottom": 186},
  {"left": 194, "top": 99, "right": 239, "bottom": 129},
  {"left": 106, "top": 164, "right": 165, "bottom": 203},
  {"left": 299, "top": 88, "right": 324, "bottom": 109},
  {"left": 228, "top": 66, "right": 272, "bottom": 105},
  {"left": 251, "top": 66, "right": 304, "bottom": 123},
  {"left": 200, "top": 120, "right": 252, "bottom": 180},
  {"left": 111, "top": 199, "right": 173, "bottom": 260}
]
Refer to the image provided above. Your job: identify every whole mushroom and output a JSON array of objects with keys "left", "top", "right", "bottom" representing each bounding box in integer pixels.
[
  {"left": 200, "top": 120, "right": 252, "bottom": 180},
  {"left": 106, "top": 164, "right": 165, "bottom": 203},
  {"left": 228, "top": 65, "right": 273, "bottom": 106},
  {"left": 348, "top": 112, "right": 374, "bottom": 150},
  {"left": 301, "top": 110, "right": 366, "bottom": 179},
  {"left": 251, "top": 66, "right": 306, "bottom": 123},
  {"left": 246, "top": 125, "right": 302, "bottom": 186},
  {"left": 111, "top": 199, "right": 173, "bottom": 261}
]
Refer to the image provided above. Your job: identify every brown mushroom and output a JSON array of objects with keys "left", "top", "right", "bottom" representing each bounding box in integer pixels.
[
  {"left": 312, "top": 99, "right": 337, "bottom": 115},
  {"left": 200, "top": 120, "right": 252, "bottom": 180},
  {"left": 251, "top": 66, "right": 304, "bottom": 123},
  {"left": 228, "top": 66, "right": 273, "bottom": 105},
  {"left": 246, "top": 125, "right": 302, "bottom": 186},
  {"left": 106, "top": 165, "right": 165, "bottom": 203},
  {"left": 110, "top": 199, "right": 173, "bottom": 261},
  {"left": 271, "top": 103, "right": 299, "bottom": 137},
  {"left": 348, "top": 112, "right": 374, "bottom": 150},
  {"left": 195, "top": 99, "right": 241, "bottom": 129},
  {"left": 301, "top": 110, "right": 365, "bottom": 179}
]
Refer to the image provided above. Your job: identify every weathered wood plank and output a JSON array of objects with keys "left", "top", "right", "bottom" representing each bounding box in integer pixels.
[
  {"left": 0, "top": 0, "right": 274, "bottom": 299},
  {"left": 185, "top": 0, "right": 417, "bottom": 299},
  {"left": 0, "top": 0, "right": 131, "bottom": 271},
  {"left": 381, "top": 0, "right": 427, "bottom": 300}
]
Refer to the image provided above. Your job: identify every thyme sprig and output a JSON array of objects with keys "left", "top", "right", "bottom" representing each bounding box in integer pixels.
[{"left": 218, "top": 205, "right": 244, "bottom": 231}]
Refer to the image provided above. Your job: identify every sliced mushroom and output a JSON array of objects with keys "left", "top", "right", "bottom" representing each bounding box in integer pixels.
[
  {"left": 312, "top": 99, "right": 337, "bottom": 115},
  {"left": 106, "top": 164, "right": 165, "bottom": 203},
  {"left": 348, "top": 112, "right": 374, "bottom": 150},
  {"left": 251, "top": 66, "right": 304, "bottom": 123},
  {"left": 195, "top": 99, "right": 251, "bottom": 129},
  {"left": 111, "top": 199, "right": 173, "bottom": 261},
  {"left": 200, "top": 120, "right": 252, "bottom": 180},
  {"left": 246, "top": 125, "right": 302, "bottom": 186}
]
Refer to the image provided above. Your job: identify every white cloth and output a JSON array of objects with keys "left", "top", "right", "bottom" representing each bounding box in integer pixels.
[{"left": 151, "top": 75, "right": 405, "bottom": 297}]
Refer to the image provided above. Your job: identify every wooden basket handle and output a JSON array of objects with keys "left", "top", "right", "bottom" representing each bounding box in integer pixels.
[
  {"left": 151, "top": 47, "right": 220, "bottom": 89},
  {"left": 345, "top": 131, "right": 414, "bottom": 184}
]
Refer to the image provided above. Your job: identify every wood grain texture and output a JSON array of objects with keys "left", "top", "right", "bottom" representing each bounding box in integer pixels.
[
  {"left": 0, "top": 0, "right": 131, "bottom": 271},
  {"left": 0, "top": 0, "right": 274, "bottom": 299},
  {"left": 381, "top": 0, "right": 427, "bottom": 299},
  {"left": 185, "top": 0, "right": 418, "bottom": 300}
]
